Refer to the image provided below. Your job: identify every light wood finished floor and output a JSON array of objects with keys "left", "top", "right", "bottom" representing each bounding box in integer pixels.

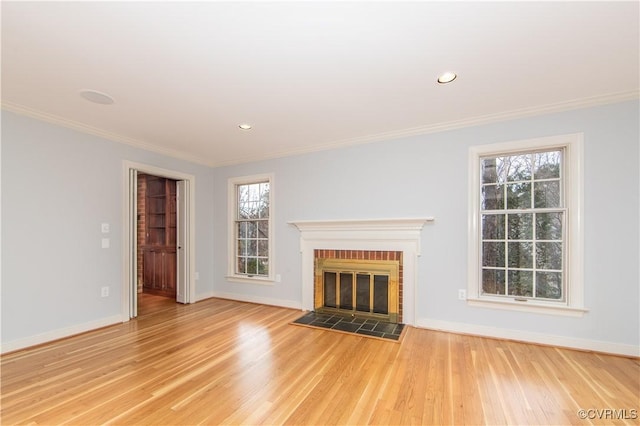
[{"left": 2, "top": 295, "right": 638, "bottom": 425}]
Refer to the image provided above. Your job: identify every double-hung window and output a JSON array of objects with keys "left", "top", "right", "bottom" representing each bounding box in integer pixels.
[
  {"left": 468, "top": 134, "right": 585, "bottom": 316},
  {"left": 228, "top": 174, "right": 274, "bottom": 282}
]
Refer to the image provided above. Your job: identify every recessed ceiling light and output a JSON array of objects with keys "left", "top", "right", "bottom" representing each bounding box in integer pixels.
[
  {"left": 437, "top": 72, "right": 457, "bottom": 84},
  {"left": 80, "top": 89, "right": 115, "bottom": 105},
  {"left": 238, "top": 123, "right": 252, "bottom": 130}
]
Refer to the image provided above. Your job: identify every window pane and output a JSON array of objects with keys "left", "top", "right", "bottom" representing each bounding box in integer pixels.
[
  {"left": 507, "top": 270, "right": 533, "bottom": 297},
  {"left": 482, "top": 214, "right": 505, "bottom": 240},
  {"left": 505, "top": 154, "right": 532, "bottom": 182},
  {"left": 238, "top": 203, "right": 250, "bottom": 219},
  {"left": 482, "top": 269, "right": 505, "bottom": 295},
  {"left": 481, "top": 158, "right": 500, "bottom": 184},
  {"left": 258, "top": 239, "right": 268, "bottom": 256},
  {"left": 257, "top": 220, "right": 268, "bottom": 238},
  {"left": 534, "top": 181, "right": 561, "bottom": 208},
  {"left": 260, "top": 182, "right": 270, "bottom": 194},
  {"left": 508, "top": 242, "right": 533, "bottom": 268},
  {"left": 482, "top": 242, "right": 505, "bottom": 267},
  {"left": 237, "top": 240, "right": 246, "bottom": 256},
  {"left": 247, "top": 221, "right": 257, "bottom": 238},
  {"left": 536, "top": 271, "right": 562, "bottom": 299},
  {"left": 534, "top": 151, "right": 561, "bottom": 179},
  {"left": 246, "top": 258, "right": 258, "bottom": 275},
  {"left": 507, "top": 213, "right": 533, "bottom": 240},
  {"left": 506, "top": 182, "right": 531, "bottom": 209},
  {"left": 257, "top": 258, "right": 269, "bottom": 275},
  {"left": 248, "top": 184, "right": 260, "bottom": 201},
  {"left": 536, "top": 242, "right": 562, "bottom": 270},
  {"left": 258, "top": 202, "right": 268, "bottom": 219},
  {"left": 238, "top": 185, "right": 249, "bottom": 203},
  {"left": 259, "top": 183, "right": 270, "bottom": 218},
  {"left": 481, "top": 184, "right": 505, "bottom": 210},
  {"left": 237, "top": 257, "right": 247, "bottom": 274},
  {"left": 536, "top": 212, "right": 563, "bottom": 240},
  {"left": 244, "top": 200, "right": 254, "bottom": 219},
  {"left": 238, "top": 222, "right": 247, "bottom": 238},
  {"left": 247, "top": 240, "right": 257, "bottom": 256},
  {"left": 238, "top": 182, "right": 270, "bottom": 219}
]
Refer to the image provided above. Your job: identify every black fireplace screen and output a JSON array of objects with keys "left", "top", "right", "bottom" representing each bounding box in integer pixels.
[{"left": 323, "top": 271, "right": 389, "bottom": 315}]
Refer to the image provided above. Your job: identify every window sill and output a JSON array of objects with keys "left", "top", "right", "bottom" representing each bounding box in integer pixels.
[
  {"left": 467, "top": 297, "right": 588, "bottom": 317},
  {"left": 226, "top": 275, "right": 275, "bottom": 285}
]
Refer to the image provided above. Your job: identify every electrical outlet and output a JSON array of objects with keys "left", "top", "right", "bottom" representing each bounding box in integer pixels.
[
  {"left": 101, "top": 286, "right": 109, "bottom": 298},
  {"left": 458, "top": 289, "right": 466, "bottom": 300}
]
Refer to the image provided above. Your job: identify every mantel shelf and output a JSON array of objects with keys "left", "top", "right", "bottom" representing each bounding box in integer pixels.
[{"left": 288, "top": 217, "right": 434, "bottom": 232}]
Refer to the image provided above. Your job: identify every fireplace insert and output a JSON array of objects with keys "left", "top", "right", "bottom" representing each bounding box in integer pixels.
[{"left": 315, "top": 258, "right": 399, "bottom": 323}]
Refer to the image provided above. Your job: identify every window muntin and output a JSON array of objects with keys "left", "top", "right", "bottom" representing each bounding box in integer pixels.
[
  {"left": 235, "top": 181, "right": 270, "bottom": 277},
  {"left": 479, "top": 149, "right": 565, "bottom": 301}
]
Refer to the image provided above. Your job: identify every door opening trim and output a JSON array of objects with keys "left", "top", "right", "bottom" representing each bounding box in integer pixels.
[{"left": 122, "top": 161, "right": 196, "bottom": 320}]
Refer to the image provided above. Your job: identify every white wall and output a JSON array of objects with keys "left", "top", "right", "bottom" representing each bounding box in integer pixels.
[
  {"left": 1, "top": 111, "right": 215, "bottom": 351},
  {"left": 212, "top": 100, "right": 639, "bottom": 355}
]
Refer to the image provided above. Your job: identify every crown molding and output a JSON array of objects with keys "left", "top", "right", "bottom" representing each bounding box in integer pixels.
[
  {"left": 212, "top": 89, "right": 640, "bottom": 167},
  {"left": 3, "top": 90, "right": 638, "bottom": 169},
  {"left": 1, "top": 101, "right": 215, "bottom": 167}
]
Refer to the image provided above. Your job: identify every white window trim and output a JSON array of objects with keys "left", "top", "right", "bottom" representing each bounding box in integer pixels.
[
  {"left": 467, "top": 133, "right": 587, "bottom": 317},
  {"left": 227, "top": 173, "right": 275, "bottom": 284}
]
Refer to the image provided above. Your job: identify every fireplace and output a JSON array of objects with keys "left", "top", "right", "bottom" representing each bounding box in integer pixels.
[
  {"left": 314, "top": 250, "right": 402, "bottom": 323},
  {"left": 289, "top": 218, "right": 433, "bottom": 326}
]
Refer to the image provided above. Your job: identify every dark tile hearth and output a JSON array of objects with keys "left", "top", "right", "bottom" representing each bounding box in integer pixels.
[{"left": 292, "top": 311, "right": 405, "bottom": 341}]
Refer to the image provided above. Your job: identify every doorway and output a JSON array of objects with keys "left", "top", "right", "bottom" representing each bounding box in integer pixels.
[
  {"left": 137, "top": 174, "right": 178, "bottom": 300},
  {"left": 122, "top": 161, "right": 196, "bottom": 320}
]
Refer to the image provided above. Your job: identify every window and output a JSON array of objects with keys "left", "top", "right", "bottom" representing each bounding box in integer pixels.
[
  {"left": 228, "top": 174, "right": 274, "bottom": 282},
  {"left": 468, "top": 134, "right": 585, "bottom": 316},
  {"left": 480, "top": 149, "right": 564, "bottom": 300}
]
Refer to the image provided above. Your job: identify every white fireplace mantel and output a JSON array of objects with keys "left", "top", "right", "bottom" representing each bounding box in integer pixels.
[
  {"left": 289, "top": 217, "right": 433, "bottom": 232},
  {"left": 289, "top": 217, "right": 434, "bottom": 326}
]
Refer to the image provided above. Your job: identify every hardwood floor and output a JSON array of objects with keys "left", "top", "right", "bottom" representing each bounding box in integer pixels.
[{"left": 2, "top": 296, "right": 638, "bottom": 425}]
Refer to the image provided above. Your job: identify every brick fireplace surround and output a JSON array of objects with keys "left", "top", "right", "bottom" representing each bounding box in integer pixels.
[{"left": 289, "top": 218, "right": 434, "bottom": 326}]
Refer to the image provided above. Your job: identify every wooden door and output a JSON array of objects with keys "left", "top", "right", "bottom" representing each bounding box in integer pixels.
[{"left": 142, "top": 176, "right": 177, "bottom": 298}]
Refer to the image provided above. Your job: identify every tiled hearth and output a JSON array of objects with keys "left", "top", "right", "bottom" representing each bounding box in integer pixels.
[{"left": 293, "top": 311, "right": 405, "bottom": 341}]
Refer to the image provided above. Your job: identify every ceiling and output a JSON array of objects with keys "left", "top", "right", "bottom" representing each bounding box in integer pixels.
[{"left": 2, "top": 1, "right": 638, "bottom": 167}]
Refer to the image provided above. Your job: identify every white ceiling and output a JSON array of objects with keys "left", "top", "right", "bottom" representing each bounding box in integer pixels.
[{"left": 2, "top": 1, "right": 638, "bottom": 167}]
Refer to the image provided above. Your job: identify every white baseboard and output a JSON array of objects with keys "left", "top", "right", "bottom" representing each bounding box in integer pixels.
[
  {"left": 416, "top": 318, "right": 639, "bottom": 358},
  {"left": 205, "top": 291, "right": 303, "bottom": 311},
  {"left": 1, "top": 315, "right": 123, "bottom": 354},
  {"left": 194, "top": 291, "right": 216, "bottom": 302}
]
